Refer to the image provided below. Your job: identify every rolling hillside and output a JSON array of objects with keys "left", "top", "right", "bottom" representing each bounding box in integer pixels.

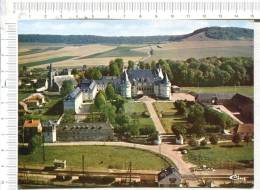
[{"left": 19, "top": 27, "right": 253, "bottom": 45}]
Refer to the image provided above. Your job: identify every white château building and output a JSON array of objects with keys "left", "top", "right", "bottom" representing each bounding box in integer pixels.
[{"left": 64, "top": 66, "right": 171, "bottom": 113}]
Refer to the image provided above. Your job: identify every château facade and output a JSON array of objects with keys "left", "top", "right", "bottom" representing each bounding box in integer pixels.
[{"left": 64, "top": 66, "right": 172, "bottom": 113}]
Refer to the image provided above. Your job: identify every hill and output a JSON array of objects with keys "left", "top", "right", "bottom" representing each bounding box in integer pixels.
[
  {"left": 169, "top": 27, "right": 253, "bottom": 41},
  {"left": 18, "top": 27, "right": 253, "bottom": 44}
]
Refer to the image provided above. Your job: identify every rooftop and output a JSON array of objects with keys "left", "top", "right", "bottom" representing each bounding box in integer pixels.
[
  {"left": 23, "top": 120, "right": 41, "bottom": 128},
  {"left": 158, "top": 167, "right": 181, "bottom": 181}
]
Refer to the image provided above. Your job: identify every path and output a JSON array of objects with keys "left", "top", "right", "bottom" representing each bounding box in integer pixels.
[
  {"left": 45, "top": 141, "right": 195, "bottom": 175},
  {"left": 138, "top": 96, "right": 166, "bottom": 134},
  {"left": 212, "top": 105, "right": 244, "bottom": 124}
]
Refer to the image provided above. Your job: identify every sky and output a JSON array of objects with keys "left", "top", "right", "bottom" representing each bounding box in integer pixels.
[{"left": 18, "top": 20, "right": 254, "bottom": 36}]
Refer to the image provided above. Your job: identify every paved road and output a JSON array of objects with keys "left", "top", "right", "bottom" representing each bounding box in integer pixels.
[
  {"left": 45, "top": 141, "right": 195, "bottom": 175},
  {"left": 138, "top": 96, "right": 166, "bottom": 134}
]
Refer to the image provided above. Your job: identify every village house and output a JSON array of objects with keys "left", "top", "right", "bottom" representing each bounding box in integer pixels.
[
  {"left": 23, "top": 119, "right": 42, "bottom": 142},
  {"left": 158, "top": 167, "right": 182, "bottom": 187}
]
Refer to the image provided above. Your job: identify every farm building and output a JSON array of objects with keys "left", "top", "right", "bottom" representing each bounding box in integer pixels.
[
  {"left": 234, "top": 123, "right": 254, "bottom": 139},
  {"left": 57, "top": 121, "right": 114, "bottom": 141}
]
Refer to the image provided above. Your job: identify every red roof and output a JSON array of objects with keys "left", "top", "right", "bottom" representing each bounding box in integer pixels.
[{"left": 23, "top": 120, "right": 41, "bottom": 128}]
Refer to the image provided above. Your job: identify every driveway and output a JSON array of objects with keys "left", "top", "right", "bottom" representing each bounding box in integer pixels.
[
  {"left": 45, "top": 141, "right": 195, "bottom": 175},
  {"left": 137, "top": 96, "right": 166, "bottom": 134}
]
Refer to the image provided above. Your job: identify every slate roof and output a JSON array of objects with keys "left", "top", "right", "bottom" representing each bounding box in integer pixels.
[
  {"left": 54, "top": 75, "right": 77, "bottom": 88},
  {"left": 79, "top": 79, "right": 99, "bottom": 93},
  {"left": 196, "top": 93, "right": 235, "bottom": 102},
  {"left": 65, "top": 87, "right": 81, "bottom": 100},
  {"left": 232, "top": 93, "right": 253, "bottom": 104},
  {"left": 126, "top": 69, "right": 160, "bottom": 83},
  {"left": 158, "top": 167, "right": 181, "bottom": 181}
]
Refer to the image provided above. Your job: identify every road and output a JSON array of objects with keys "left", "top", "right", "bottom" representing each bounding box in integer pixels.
[
  {"left": 45, "top": 141, "right": 195, "bottom": 175},
  {"left": 137, "top": 96, "right": 166, "bottom": 134}
]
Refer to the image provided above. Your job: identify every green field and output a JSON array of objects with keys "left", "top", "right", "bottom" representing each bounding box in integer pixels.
[
  {"left": 182, "top": 86, "right": 253, "bottom": 97},
  {"left": 183, "top": 142, "right": 254, "bottom": 169},
  {"left": 19, "top": 145, "right": 171, "bottom": 170},
  {"left": 19, "top": 47, "right": 64, "bottom": 56},
  {"left": 153, "top": 102, "right": 187, "bottom": 133},
  {"left": 22, "top": 56, "right": 76, "bottom": 67},
  {"left": 81, "top": 46, "right": 146, "bottom": 59}
]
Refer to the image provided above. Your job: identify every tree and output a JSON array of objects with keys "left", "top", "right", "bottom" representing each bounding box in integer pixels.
[
  {"left": 171, "top": 124, "right": 187, "bottom": 137},
  {"left": 174, "top": 101, "right": 186, "bottom": 115},
  {"left": 109, "top": 61, "right": 121, "bottom": 76},
  {"left": 187, "top": 103, "right": 205, "bottom": 123},
  {"left": 60, "top": 80, "right": 74, "bottom": 97},
  {"left": 139, "top": 126, "right": 156, "bottom": 135},
  {"left": 232, "top": 133, "right": 242, "bottom": 145},
  {"left": 209, "top": 135, "right": 218, "bottom": 145},
  {"left": 92, "top": 68, "right": 102, "bottom": 80},
  {"left": 188, "top": 138, "right": 198, "bottom": 147},
  {"left": 101, "top": 103, "right": 116, "bottom": 123},
  {"left": 105, "top": 83, "right": 115, "bottom": 100},
  {"left": 94, "top": 92, "right": 106, "bottom": 110},
  {"left": 148, "top": 131, "right": 159, "bottom": 143},
  {"left": 244, "top": 134, "right": 252, "bottom": 145},
  {"left": 128, "top": 60, "right": 135, "bottom": 70},
  {"left": 190, "top": 117, "right": 205, "bottom": 137},
  {"left": 29, "top": 134, "right": 42, "bottom": 152},
  {"left": 200, "top": 139, "right": 207, "bottom": 146},
  {"left": 112, "top": 95, "right": 125, "bottom": 112}
]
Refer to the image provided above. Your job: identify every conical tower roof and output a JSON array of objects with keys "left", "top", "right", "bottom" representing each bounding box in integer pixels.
[{"left": 161, "top": 72, "right": 170, "bottom": 84}]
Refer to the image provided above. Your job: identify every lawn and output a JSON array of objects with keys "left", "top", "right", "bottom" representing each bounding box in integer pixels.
[
  {"left": 153, "top": 102, "right": 187, "bottom": 133},
  {"left": 22, "top": 56, "right": 76, "bottom": 67},
  {"left": 125, "top": 101, "right": 155, "bottom": 130},
  {"left": 182, "top": 86, "right": 253, "bottom": 97},
  {"left": 19, "top": 145, "right": 171, "bottom": 170},
  {"left": 183, "top": 142, "right": 254, "bottom": 169},
  {"left": 124, "top": 101, "right": 147, "bottom": 114}
]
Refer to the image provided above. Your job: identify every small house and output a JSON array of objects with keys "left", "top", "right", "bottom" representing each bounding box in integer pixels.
[
  {"left": 53, "top": 159, "right": 66, "bottom": 169},
  {"left": 176, "top": 135, "right": 184, "bottom": 145},
  {"left": 158, "top": 167, "right": 182, "bottom": 187},
  {"left": 23, "top": 119, "right": 42, "bottom": 142}
]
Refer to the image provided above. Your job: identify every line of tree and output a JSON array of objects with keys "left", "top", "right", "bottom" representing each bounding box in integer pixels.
[{"left": 153, "top": 57, "right": 253, "bottom": 86}]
